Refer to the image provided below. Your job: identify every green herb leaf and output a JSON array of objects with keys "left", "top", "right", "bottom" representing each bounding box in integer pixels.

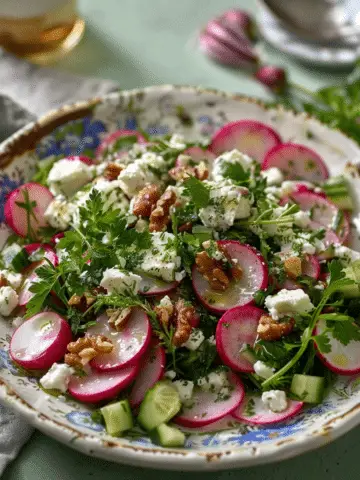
[
  {"left": 327, "top": 320, "right": 360, "bottom": 346},
  {"left": 183, "top": 176, "right": 210, "bottom": 209},
  {"left": 222, "top": 162, "right": 250, "bottom": 184},
  {"left": 313, "top": 333, "right": 332, "bottom": 354}
]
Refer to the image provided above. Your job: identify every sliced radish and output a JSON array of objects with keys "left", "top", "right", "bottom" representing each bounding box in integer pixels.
[
  {"left": 262, "top": 143, "right": 329, "bottom": 182},
  {"left": 10, "top": 311, "right": 71, "bottom": 370},
  {"left": 210, "top": 120, "right": 281, "bottom": 163},
  {"left": 314, "top": 319, "right": 360, "bottom": 374},
  {"left": 18, "top": 266, "right": 39, "bottom": 307},
  {"left": 175, "top": 147, "right": 215, "bottom": 167},
  {"left": 24, "top": 243, "right": 58, "bottom": 266},
  {"left": 179, "top": 415, "right": 239, "bottom": 433},
  {"left": 66, "top": 155, "right": 94, "bottom": 166},
  {"left": 282, "top": 255, "right": 320, "bottom": 290},
  {"left": 96, "top": 129, "right": 147, "bottom": 158},
  {"left": 290, "top": 191, "right": 349, "bottom": 244},
  {"left": 232, "top": 394, "right": 303, "bottom": 425},
  {"left": 192, "top": 241, "right": 268, "bottom": 314},
  {"left": 139, "top": 274, "right": 178, "bottom": 296},
  {"left": 50, "top": 232, "right": 65, "bottom": 246},
  {"left": 216, "top": 305, "right": 264, "bottom": 372},
  {"left": 174, "top": 373, "right": 245, "bottom": 427},
  {"left": 4, "top": 182, "right": 53, "bottom": 239},
  {"left": 129, "top": 340, "right": 166, "bottom": 407},
  {"left": 88, "top": 308, "right": 151, "bottom": 371},
  {"left": 68, "top": 364, "right": 138, "bottom": 403}
]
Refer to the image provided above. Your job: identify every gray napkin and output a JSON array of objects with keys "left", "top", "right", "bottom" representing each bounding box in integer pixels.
[{"left": 0, "top": 51, "right": 119, "bottom": 475}]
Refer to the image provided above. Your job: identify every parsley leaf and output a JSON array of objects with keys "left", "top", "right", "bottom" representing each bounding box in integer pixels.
[
  {"left": 313, "top": 333, "right": 331, "bottom": 354},
  {"left": 327, "top": 320, "right": 360, "bottom": 346},
  {"left": 222, "top": 162, "right": 250, "bottom": 184},
  {"left": 183, "top": 176, "right": 210, "bottom": 209}
]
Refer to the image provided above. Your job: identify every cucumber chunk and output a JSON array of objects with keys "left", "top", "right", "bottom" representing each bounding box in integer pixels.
[
  {"left": 138, "top": 382, "right": 181, "bottom": 431},
  {"left": 150, "top": 423, "right": 186, "bottom": 447},
  {"left": 290, "top": 374, "right": 325, "bottom": 404},
  {"left": 101, "top": 400, "right": 133, "bottom": 436}
]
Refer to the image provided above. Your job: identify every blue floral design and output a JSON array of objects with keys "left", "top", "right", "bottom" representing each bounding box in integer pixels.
[
  {"left": 0, "top": 174, "right": 23, "bottom": 223},
  {"left": 146, "top": 125, "right": 169, "bottom": 136},
  {"left": 123, "top": 115, "right": 138, "bottom": 130},
  {"left": 0, "top": 349, "right": 19, "bottom": 375},
  {"left": 66, "top": 412, "right": 105, "bottom": 432}
]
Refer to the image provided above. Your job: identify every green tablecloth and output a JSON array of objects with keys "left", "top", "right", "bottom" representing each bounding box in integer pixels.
[{"left": 3, "top": 0, "right": 357, "bottom": 478}]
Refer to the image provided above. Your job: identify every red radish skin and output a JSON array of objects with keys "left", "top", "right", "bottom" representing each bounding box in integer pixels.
[
  {"left": 210, "top": 120, "right": 281, "bottom": 163},
  {"left": 216, "top": 305, "right": 264, "bottom": 372},
  {"left": 314, "top": 320, "right": 360, "bottom": 374},
  {"left": 175, "top": 147, "right": 215, "bottom": 167},
  {"left": 66, "top": 155, "right": 94, "bottom": 166},
  {"left": 282, "top": 255, "right": 320, "bottom": 290},
  {"left": 10, "top": 311, "right": 72, "bottom": 370},
  {"left": 88, "top": 309, "right": 151, "bottom": 371},
  {"left": 24, "top": 243, "right": 58, "bottom": 266},
  {"left": 129, "top": 340, "right": 166, "bottom": 407},
  {"left": 174, "top": 373, "right": 245, "bottom": 427},
  {"left": 68, "top": 364, "right": 138, "bottom": 403},
  {"left": 4, "top": 183, "right": 53, "bottom": 238},
  {"left": 192, "top": 241, "right": 268, "bottom": 314},
  {"left": 139, "top": 274, "right": 178, "bottom": 296},
  {"left": 96, "top": 129, "right": 147, "bottom": 158},
  {"left": 179, "top": 415, "right": 239, "bottom": 433},
  {"left": 50, "top": 232, "right": 65, "bottom": 246},
  {"left": 232, "top": 394, "right": 303, "bottom": 425},
  {"left": 262, "top": 143, "right": 329, "bottom": 182}
]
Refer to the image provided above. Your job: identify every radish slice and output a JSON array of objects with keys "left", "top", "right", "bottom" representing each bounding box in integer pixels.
[
  {"left": 18, "top": 267, "right": 39, "bottom": 307},
  {"left": 174, "top": 373, "right": 245, "bottom": 427},
  {"left": 175, "top": 147, "right": 215, "bottom": 167},
  {"left": 68, "top": 364, "right": 138, "bottom": 403},
  {"left": 88, "top": 308, "right": 151, "bottom": 371},
  {"left": 192, "top": 241, "right": 268, "bottom": 314},
  {"left": 129, "top": 340, "right": 166, "bottom": 407},
  {"left": 232, "top": 394, "right": 303, "bottom": 425},
  {"left": 50, "top": 232, "right": 65, "bottom": 246},
  {"left": 216, "top": 305, "right": 264, "bottom": 372},
  {"left": 180, "top": 415, "right": 239, "bottom": 433},
  {"left": 4, "top": 182, "right": 53, "bottom": 238},
  {"left": 210, "top": 120, "right": 281, "bottom": 163},
  {"left": 314, "top": 319, "right": 360, "bottom": 374},
  {"left": 10, "top": 311, "right": 72, "bottom": 369},
  {"left": 24, "top": 243, "right": 58, "bottom": 266},
  {"left": 290, "top": 191, "right": 349, "bottom": 244},
  {"left": 66, "top": 155, "right": 94, "bottom": 166},
  {"left": 282, "top": 255, "right": 320, "bottom": 290},
  {"left": 139, "top": 274, "right": 178, "bottom": 296},
  {"left": 96, "top": 129, "right": 147, "bottom": 158},
  {"left": 262, "top": 143, "right": 329, "bottom": 182}
]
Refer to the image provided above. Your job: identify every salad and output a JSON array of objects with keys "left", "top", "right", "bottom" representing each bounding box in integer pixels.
[{"left": 2, "top": 119, "right": 360, "bottom": 447}]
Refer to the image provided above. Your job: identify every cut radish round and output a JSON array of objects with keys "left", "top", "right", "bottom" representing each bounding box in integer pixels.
[
  {"left": 10, "top": 311, "right": 71, "bottom": 370},
  {"left": 66, "top": 155, "right": 94, "bottom": 166},
  {"left": 88, "top": 308, "right": 151, "bottom": 371},
  {"left": 192, "top": 241, "right": 268, "bottom": 314},
  {"left": 129, "top": 339, "right": 166, "bottom": 407},
  {"left": 50, "top": 232, "right": 65, "bottom": 246},
  {"left": 174, "top": 373, "right": 245, "bottom": 427},
  {"left": 18, "top": 266, "right": 39, "bottom": 307},
  {"left": 24, "top": 243, "right": 58, "bottom": 266},
  {"left": 290, "top": 191, "right": 349, "bottom": 244},
  {"left": 175, "top": 147, "right": 215, "bottom": 167},
  {"left": 139, "top": 274, "right": 178, "bottom": 296},
  {"left": 179, "top": 415, "right": 239, "bottom": 433},
  {"left": 216, "top": 305, "right": 264, "bottom": 372},
  {"left": 4, "top": 182, "right": 53, "bottom": 239},
  {"left": 282, "top": 255, "right": 320, "bottom": 290},
  {"left": 96, "top": 129, "right": 147, "bottom": 158},
  {"left": 232, "top": 394, "right": 303, "bottom": 425},
  {"left": 314, "top": 319, "right": 360, "bottom": 374},
  {"left": 262, "top": 143, "right": 329, "bottom": 182},
  {"left": 68, "top": 364, "right": 138, "bottom": 403},
  {"left": 210, "top": 120, "right": 281, "bottom": 163}
]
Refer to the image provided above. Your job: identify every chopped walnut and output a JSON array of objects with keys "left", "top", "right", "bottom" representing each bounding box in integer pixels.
[
  {"left": 193, "top": 161, "right": 209, "bottom": 181},
  {"left": 217, "top": 244, "right": 243, "bottom": 281},
  {"left": 257, "top": 315, "right": 295, "bottom": 341},
  {"left": 0, "top": 274, "right": 8, "bottom": 288},
  {"left": 132, "top": 184, "right": 161, "bottom": 217},
  {"left": 104, "top": 163, "right": 123, "bottom": 181},
  {"left": 68, "top": 292, "right": 96, "bottom": 312},
  {"left": 65, "top": 335, "right": 113, "bottom": 367},
  {"left": 178, "top": 222, "right": 193, "bottom": 233},
  {"left": 169, "top": 162, "right": 209, "bottom": 182},
  {"left": 149, "top": 188, "right": 177, "bottom": 232},
  {"left": 107, "top": 307, "right": 132, "bottom": 331},
  {"left": 173, "top": 299, "right": 195, "bottom": 346},
  {"left": 154, "top": 301, "right": 174, "bottom": 327},
  {"left": 284, "top": 257, "right": 302, "bottom": 280},
  {"left": 195, "top": 250, "right": 230, "bottom": 291}
]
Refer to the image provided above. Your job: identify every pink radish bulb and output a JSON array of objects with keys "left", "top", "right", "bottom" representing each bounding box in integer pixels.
[
  {"left": 219, "top": 9, "right": 257, "bottom": 41},
  {"left": 314, "top": 319, "right": 360, "bottom": 374},
  {"left": 175, "top": 147, "right": 216, "bottom": 167},
  {"left": 66, "top": 155, "right": 94, "bottom": 166},
  {"left": 4, "top": 182, "right": 53, "bottom": 239},
  {"left": 88, "top": 308, "right": 151, "bottom": 371},
  {"left": 232, "top": 394, "right": 303, "bottom": 425},
  {"left": 96, "top": 129, "right": 147, "bottom": 158},
  {"left": 174, "top": 372, "right": 245, "bottom": 428},
  {"left": 210, "top": 120, "right": 281, "bottom": 163},
  {"left": 129, "top": 340, "right": 166, "bottom": 407},
  {"left": 216, "top": 305, "right": 264, "bottom": 372},
  {"left": 18, "top": 267, "right": 39, "bottom": 307},
  {"left": 50, "top": 232, "right": 65, "bottom": 246},
  {"left": 262, "top": 143, "right": 329, "bottom": 182},
  {"left": 10, "top": 311, "right": 72, "bottom": 370},
  {"left": 282, "top": 255, "right": 320, "bottom": 290},
  {"left": 23, "top": 243, "right": 58, "bottom": 266},
  {"left": 68, "top": 364, "right": 138, "bottom": 403},
  {"left": 139, "top": 274, "right": 178, "bottom": 296},
  {"left": 254, "top": 65, "right": 287, "bottom": 94},
  {"left": 192, "top": 241, "right": 268, "bottom": 314}
]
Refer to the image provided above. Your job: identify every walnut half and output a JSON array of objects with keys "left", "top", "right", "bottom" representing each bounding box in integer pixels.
[
  {"left": 149, "top": 188, "right": 177, "bottom": 232},
  {"left": 257, "top": 315, "right": 295, "bottom": 341},
  {"left": 65, "top": 335, "right": 113, "bottom": 368}
]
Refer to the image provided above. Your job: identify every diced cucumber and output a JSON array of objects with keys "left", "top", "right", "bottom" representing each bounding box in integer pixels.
[
  {"left": 291, "top": 374, "right": 325, "bottom": 404},
  {"left": 323, "top": 176, "right": 354, "bottom": 211},
  {"left": 192, "top": 225, "right": 213, "bottom": 242},
  {"left": 150, "top": 423, "right": 186, "bottom": 448},
  {"left": 338, "top": 283, "right": 360, "bottom": 298},
  {"left": 101, "top": 400, "right": 133, "bottom": 436},
  {"left": 138, "top": 382, "right": 181, "bottom": 431}
]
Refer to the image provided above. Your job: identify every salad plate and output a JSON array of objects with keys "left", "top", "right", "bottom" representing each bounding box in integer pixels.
[{"left": 1, "top": 85, "right": 360, "bottom": 470}]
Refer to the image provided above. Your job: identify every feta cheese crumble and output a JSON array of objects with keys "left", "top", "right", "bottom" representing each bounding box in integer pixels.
[
  {"left": 139, "top": 232, "right": 181, "bottom": 282},
  {"left": 212, "top": 149, "right": 253, "bottom": 182},
  {"left": 44, "top": 196, "right": 75, "bottom": 230},
  {"left": 48, "top": 158, "right": 94, "bottom": 197},
  {"left": 100, "top": 268, "right": 141, "bottom": 295},
  {"left": 172, "top": 379, "right": 194, "bottom": 403},
  {"left": 261, "top": 390, "right": 288, "bottom": 413},
  {"left": 265, "top": 289, "right": 314, "bottom": 320},
  {"left": 253, "top": 361, "right": 275, "bottom": 380},
  {"left": 0, "top": 270, "right": 22, "bottom": 289},
  {"left": 40, "top": 363, "right": 74, "bottom": 392},
  {"left": 0, "top": 286, "right": 18, "bottom": 316},
  {"left": 198, "top": 370, "right": 228, "bottom": 392},
  {"left": 182, "top": 328, "right": 205, "bottom": 351},
  {"left": 334, "top": 244, "right": 360, "bottom": 263},
  {"left": 261, "top": 167, "right": 284, "bottom": 186}
]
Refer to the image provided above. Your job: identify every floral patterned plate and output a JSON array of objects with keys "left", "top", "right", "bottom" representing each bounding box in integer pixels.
[{"left": 1, "top": 85, "right": 360, "bottom": 471}]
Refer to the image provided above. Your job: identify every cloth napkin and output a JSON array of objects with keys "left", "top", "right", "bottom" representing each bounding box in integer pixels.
[{"left": 0, "top": 50, "right": 119, "bottom": 475}]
